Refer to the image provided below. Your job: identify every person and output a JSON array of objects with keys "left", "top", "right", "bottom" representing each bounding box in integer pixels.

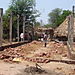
[
  {"left": 41, "top": 33, "right": 44, "bottom": 42},
  {"left": 20, "top": 33, "right": 24, "bottom": 41},
  {"left": 43, "top": 33, "right": 48, "bottom": 47},
  {"left": 29, "top": 32, "right": 32, "bottom": 41}
]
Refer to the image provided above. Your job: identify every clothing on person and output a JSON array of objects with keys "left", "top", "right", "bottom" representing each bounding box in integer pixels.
[
  {"left": 20, "top": 33, "right": 24, "bottom": 41},
  {"left": 43, "top": 34, "right": 47, "bottom": 41},
  {"left": 43, "top": 34, "right": 48, "bottom": 47}
]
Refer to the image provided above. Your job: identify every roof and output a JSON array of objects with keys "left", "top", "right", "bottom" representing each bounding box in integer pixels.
[{"left": 54, "top": 17, "right": 75, "bottom": 37}]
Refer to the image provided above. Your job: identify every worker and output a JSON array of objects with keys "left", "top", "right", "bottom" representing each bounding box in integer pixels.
[
  {"left": 43, "top": 33, "right": 48, "bottom": 47},
  {"left": 20, "top": 33, "right": 24, "bottom": 41}
]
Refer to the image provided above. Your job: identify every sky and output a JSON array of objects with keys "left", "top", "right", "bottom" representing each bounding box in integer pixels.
[{"left": 0, "top": 0, "right": 75, "bottom": 24}]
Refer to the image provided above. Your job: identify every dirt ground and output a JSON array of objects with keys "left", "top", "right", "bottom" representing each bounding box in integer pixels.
[
  {"left": 0, "top": 41, "right": 75, "bottom": 75},
  {"left": 0, "top": 60, "right": 75, "bottom": 75}
]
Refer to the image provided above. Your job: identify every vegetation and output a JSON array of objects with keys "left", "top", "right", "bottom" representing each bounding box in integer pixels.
[
  {"left": 3, "top": 0, "right": 39, "bottom": 39},
  {"left": 3, "top": 1, "right": 72, "bottom": 40},
  {"left": 34, "top": 21, "right": 41, "bottom": 27},
  {"left": 44, "top": 24, "right": 51, "bottom": 28},
  {"left": 47, "top": 8, "right": 71, "bottom": 28}
]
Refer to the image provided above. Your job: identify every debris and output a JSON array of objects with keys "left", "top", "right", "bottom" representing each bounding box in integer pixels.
[
  {"left": 12, "top": 57, "right": 23, "bottom": 62},
  {"left": 0, "top": 41, "right": 42, "bottom": 62},
  {"left": 24, "top": 64, "right": 46, "bottom": 74},
  {"left": 0, "top": 41, "right": 68, "bottom": 63}
]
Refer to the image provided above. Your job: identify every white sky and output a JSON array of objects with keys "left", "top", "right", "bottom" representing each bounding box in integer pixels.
[{"left": 0, "top": 0, "right": 75, "bottom": 24}]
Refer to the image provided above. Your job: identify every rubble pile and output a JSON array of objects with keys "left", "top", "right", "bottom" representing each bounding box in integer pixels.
[
  {"left": 0, "top": 41, "right": 42, "bottom": 62},
  {"left": 35, "top": 52, "right": 51, "bottom": 58},
  {"left": 0, "top": 41, "right": 68, "bottom": 63},
  {"left": 0, "top": 48, "right": 24, "bottom": 62},
  {"left": 24, "top": 57, "right": 50, "bottom": 63},
  {"left": 34, "top": 42, "right": 68, "bottom": 60},
  {"left": 49, "top": 42, "right": 68, "bottom": 57}
]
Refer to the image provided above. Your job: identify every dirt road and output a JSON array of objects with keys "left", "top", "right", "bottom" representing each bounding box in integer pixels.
[
  {"left": 0, "top": 60, "right": 75, "bottom": 75},
  {"left": 0, "top": 60, "right": 26, "bottom": 75},
  {"left": 0, "top": 41, "right": 75, "bottom": 75}
]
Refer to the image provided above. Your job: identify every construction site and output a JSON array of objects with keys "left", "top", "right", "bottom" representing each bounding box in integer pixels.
[{"left": 0, "top": 0, "right": 75, "bottom": 75}]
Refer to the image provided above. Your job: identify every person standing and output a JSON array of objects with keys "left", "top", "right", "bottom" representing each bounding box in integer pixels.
[
  {"left": 43, "top": 33, "right": 48, "bottom": 47},
  {"left": 20, "top": 33, "right": 24, "bottom": 41}
]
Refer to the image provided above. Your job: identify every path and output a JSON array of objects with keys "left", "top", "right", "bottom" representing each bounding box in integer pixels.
[{"left": 0, "top": 41, "right": 75, "bottom": 75}]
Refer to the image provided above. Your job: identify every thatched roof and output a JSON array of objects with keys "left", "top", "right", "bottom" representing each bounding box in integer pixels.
[
  {"left": 54, "top": 18, "right": 75, "bottom": 37},
  {"left": 36, "top": 27, "right": 53, "bottom": 32},
  {"left": 38, "top": 27, "right": 53, "bottom": 31}
]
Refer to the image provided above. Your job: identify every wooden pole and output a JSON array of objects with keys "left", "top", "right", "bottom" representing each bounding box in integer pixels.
[
  {"left": 72, "top": 6, "right": 75, "bottom": 17},
  {"left": 67, "top": 6, "right": 75, "bottom": 59},
  {"left": 0, "top": 8, "right": 3, "bottom": 46},
  {"left": 17, "top": 14, "right": 19, "bottom": 42},
  {"left": 32, "top": 22, "right": 34, "bottom": 40},
  {"left": 67, "top": 14, "right": 74, "bottom": 58},
  {"left": 23, "top": 14, "right": 25, "bottom": 41},
  {"left": 67, "top": 15, "right": 74, "bottom": 51},
  {"left": 71, "top": 14, "right": 74, "bottom": 45},
  {"left": 9, "top": 12, "right": 13, "bottom": 44}
]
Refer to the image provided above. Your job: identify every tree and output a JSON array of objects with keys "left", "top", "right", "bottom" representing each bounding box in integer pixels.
[
  {"left": 3, "top": 0, "right": 39, "bottom": 39},
  {"left": 34, "top": 21, "right": 41, "bottom": 27},
  {"left": 9, "top": 0, "right": 39, "bottom": 27},
  {"left": 48, "top": 8, "right": 71, "bottom": 28},
  {"left": 60, "top": 10, "right": 71, "bottom": 22},
  {"left": 48, "top": 8, "right": 62, "bottom": 28},
  {"left": 44, "top": 24, "right": 51, "bottom": 28}
]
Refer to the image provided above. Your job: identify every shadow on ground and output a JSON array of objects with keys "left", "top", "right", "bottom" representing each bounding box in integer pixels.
[{"left": 16, "top": 66, "right": 65, "bottom": 75}]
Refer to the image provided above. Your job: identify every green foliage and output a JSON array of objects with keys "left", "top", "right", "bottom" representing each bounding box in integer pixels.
[
  {"left": 48, "top": 8, "right": 71, "bottom": 28},
  {"left": 9, "top": 0, "right": 39, "bottom": 24},
  {"left": 60, "top": 10, "right": 71, "bottom": 22},
  {"left": 3, "top": 0, "right": 39, "bottom": 39},
  {"left": 3, "top": 14, "right": 10, "bottom": 39},
  {"left": 34, "top": 21, "right": 41, "bottom": 27},
  {"left": 44, "top": 24, "right": 51, "bottom": 28},
  {"left": 48, "top": 8, "right": 62, "bottom": 28}
]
